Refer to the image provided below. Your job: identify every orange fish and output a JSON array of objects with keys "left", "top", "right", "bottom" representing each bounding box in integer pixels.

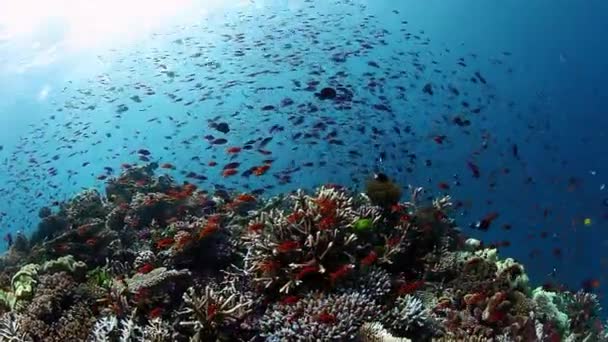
[
  {"left": 199, "top": 217, "right": 220, "bottom": 239},
  {"left": 155, "top": 237, "right": 174, "bottom": 249},
  {"left": 235, "top": 194, "right": 256, "bottom": 202},
  {"left": 175, "top": 232, "right": 193, "bottom": 250},
  {"left": 253, "top": 165, "right": 270, "bottom": 176},
  {"left": 85, "top": 238, "right": 97, "bottom": 247},
  {"left": 398, "top": 280, "right": 425, "bottom": 295},
  {"left": 222, "top": 168, "right": 238, "bottom": 177},
  {"left": 226, "top": 146, "right": 242, "bottom": 154}
]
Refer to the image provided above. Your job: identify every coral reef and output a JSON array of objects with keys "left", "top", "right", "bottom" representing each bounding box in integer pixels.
[{"left": 0, "top": 163, "right": 605, "bottom": 341}]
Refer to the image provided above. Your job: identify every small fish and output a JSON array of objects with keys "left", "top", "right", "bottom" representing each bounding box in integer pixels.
[
  {"left": 472, "top": 212, "right": 499, "bottom": 231},
  {"left": 212, "top": 138, "right": 228, "bottom": 145},
  {"left": 253, "top": 165, "right": 270, "bottom": 176},
  {"left": 438, "top": 182, "right": 450, "bottom": 190},
  {"left": 138, "top": 149, "right": 151, "bottom": 156},
  {"left": 433, "top": 135, "right": 446, "bottom": 144},
  {"left": 223, "top": 162, "right": 240, "bottom": 170},
  {"left": 467, "top": 161, "right": 480, "bottom": 178},
  {"left": 222, "top": 168, "right": 238, "bottom": 177},
  {"left": 4, "top": 233, "right": 12, "bottom": 247},
  {"left": 276, "top": 240, "right": 300, "bottom": 253},
  {"left": 160, "top": 163, "right": 175, "bottom": 169},
  {"left": 226, "top": 147, "right": 242, "bottom": 154}
]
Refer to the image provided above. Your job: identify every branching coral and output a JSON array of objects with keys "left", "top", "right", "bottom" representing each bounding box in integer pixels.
[
  {"left": 382, "top": 294, "right": 441, "bottom": 339},
  {"left": 242, "top": 186, "right": 406, "bottom": 295},
  {"left": 177, "top": 284, "right": 253, "bottom": 340},
  {"left": 3, "top": 164, "right": 606, "bottom": 341},
  {"left": 532, "top": 287, "right": 570, "bottom": 336},
  {"left": 260, "top": 291, "right": 380, "bottom": 341},
  {"left": 358, "top": 322, "right": 413, "bottom": 342},
  {"left": 0, "top": 313, "right": 31, "bottom": 341},
  {"left": 125, "top": 267, "right": 190, "bottom": 293}
]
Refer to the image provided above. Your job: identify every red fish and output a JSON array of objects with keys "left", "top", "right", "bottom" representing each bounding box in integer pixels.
[
  {"left": 316, "top": 311, "right": 336, "bottom": 324},
  {"left": 226, "top": 146, "right": 242, "bottom": 154},
  {"left": 253, "top": 165, "right": 270, "bottom": 176},
  {"left": 208, "top": 161, "right": 217, "bottom": 166},
  {"left": 280, "top": 296, "right": 300, "bottom": 305},
  {"left": 398, "top": 280, "right": 425, "bottom": 295},
  {"left": 222, "top": 168, "right": 238, "bottom": 177},
  {"left": 149, "top": 307, "right": 163, "bottom": 319},
  {"left": 360, "top": 250, "right": 378, "bottom": 266},
  {"left": 438, "top": 182, "right": 450, "bottom": 190},
  {"left": 329, "top": 264, "right": 353, "bottom": 284},
  {"left": 433, "top": 135, "right": 446, "bottom": 144},
  {"left": 475, "top": 212, "right": 499, "bottom": 231},
  {"left": 276, "top": 240, "right": 300, "bottom": 253},
  {"left": 235, "top": 194, "right": 256, "bottom": 202},
  {"left": 248, "top": 222, "right": 264, "bottom": 233},
  {"left": 296, "top": 265, "right": 319, "bottom": 280},
  {"left": 138, "top": 263, "right": 155, "bottom": 274},
  {"left": 155, "top": 237, "right": 174, "bottom": 249}
]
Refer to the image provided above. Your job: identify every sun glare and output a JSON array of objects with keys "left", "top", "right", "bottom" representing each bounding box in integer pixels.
[{"left": 0, "top": 0, "right": 199, "bottom": 51}]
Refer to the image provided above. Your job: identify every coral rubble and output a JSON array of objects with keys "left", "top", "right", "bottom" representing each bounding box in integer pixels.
[{"left": 0, "top": 163, "right": 606, "bottom": 341}]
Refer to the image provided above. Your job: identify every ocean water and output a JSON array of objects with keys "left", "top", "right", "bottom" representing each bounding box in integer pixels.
[{"left": 0, "top": 0, "right": 607, "bottom": 337}]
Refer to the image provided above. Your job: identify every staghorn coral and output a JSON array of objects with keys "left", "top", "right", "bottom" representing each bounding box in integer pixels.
[
  {"left": 177, "top": 284, "right": 253, "bottom": 340},
  {"left": 359, "top": 322, "right": 413, "bottom": 342},
  {"left": 0, "top": 313, "right": 32, "bottom": 341},
  {"left": 260, "top": 291, "right": 379, "bottom": 341},
  {"left": 142, "top": 317, "right": 171, "bottom": 342},
  {"left": 564, "top": 290, "right": 604, "bottom": 339},
  {"left": 242, "top": 186, "right": 406, "bottom": 295},
  {"left": 89, "top": 315, "right": 119, "bottom": 341}
]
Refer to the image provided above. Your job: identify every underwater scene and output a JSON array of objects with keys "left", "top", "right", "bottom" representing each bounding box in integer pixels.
[{"left": 0, "top": 0, "right": 607, "bottom": 340}]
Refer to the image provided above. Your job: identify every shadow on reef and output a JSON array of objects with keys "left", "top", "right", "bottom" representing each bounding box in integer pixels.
[{"left": 0, "top": 163, "right": 606, "bottom": 341}]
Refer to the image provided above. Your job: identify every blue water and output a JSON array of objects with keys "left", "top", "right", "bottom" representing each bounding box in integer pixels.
[{"left": 1, "top": 0, "right": 607, "bottom": 311}]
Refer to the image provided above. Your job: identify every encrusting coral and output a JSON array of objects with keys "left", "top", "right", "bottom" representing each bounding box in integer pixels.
[{"left": 0, "top": 163, "right": 606, "bottom": 341}]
